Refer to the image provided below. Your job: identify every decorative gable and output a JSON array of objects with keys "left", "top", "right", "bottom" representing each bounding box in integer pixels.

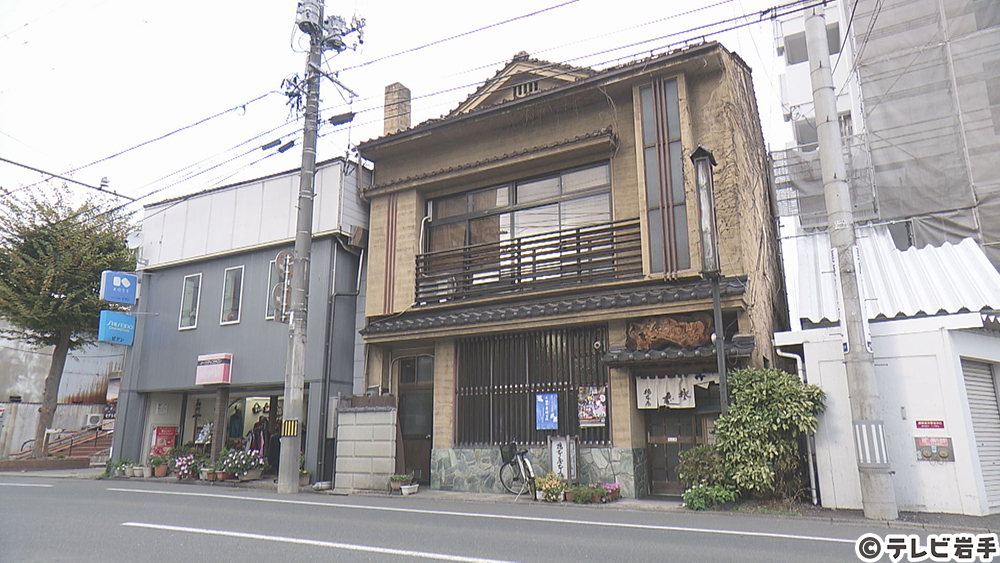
[{"left": 449, "top": 51, "right": 595, "bottom": 116}]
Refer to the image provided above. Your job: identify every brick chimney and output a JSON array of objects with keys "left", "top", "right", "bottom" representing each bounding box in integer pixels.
[{"left": 383, "top": 82, "right": 411, "bottom": 136}]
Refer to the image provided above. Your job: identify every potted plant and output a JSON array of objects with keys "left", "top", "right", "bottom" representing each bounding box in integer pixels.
[
  {"left": 601, "top": 482, "right": 621, "bottom": 502},
  {"left": 140, "top": 464, "right": 153, "bottom": 478},
  {"left": 534, "top": 473, "right": 567, "bottom": 502},
  {"left": 218, "top": 449, "right": 267, "bottom": 481},
  {"left": 298, "top": 452, "right": 310, "bottom": 486},
  {"left": 199, "top": 461, "right": 217, "bottom": 481},
  {"left": 114, "top": 460, "right": 131, "bottom": 478},
  {"left": 389, "top": 473, "right": 414, "bottom": 492},
  {"left": 173, "top": 454, "right": 198, "bottom": 480},
  {"left": 150, "top": 456, "right": 170, "bottom": 478}
]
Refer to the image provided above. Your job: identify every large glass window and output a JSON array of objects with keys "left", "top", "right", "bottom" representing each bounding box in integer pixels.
[
  {"left": 178, "top": 274, "right": 202, "bottom": 330},
  {"left": 426, "top": 162, "right": 612, "bottom": 252},
  {"left": 220, "top": 266, "right": 244, "bottom": 325},
  {"left": 640, "top": 78, "right": 690, "bottom": 273}
]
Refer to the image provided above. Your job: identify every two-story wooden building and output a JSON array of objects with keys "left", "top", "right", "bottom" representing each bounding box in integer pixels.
[{"left": 356, "top": 42, "right": 781, "bottom": 497}]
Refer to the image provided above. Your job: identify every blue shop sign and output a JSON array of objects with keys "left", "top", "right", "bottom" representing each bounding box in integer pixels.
[
  {"left": 98, "top": 310, "right": 135, "bottom": 346},
  {"left": 535, "top": 392, "right": 559, "bottom": 430},
  {"left": 99, "top": 270, "right": 138, "bottom": 305}
]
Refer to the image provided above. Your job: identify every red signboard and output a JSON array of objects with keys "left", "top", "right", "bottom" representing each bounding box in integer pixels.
[
  {"left": 196, "top": 353, "right": 232, "bottom": 385},
  {"left": 916, "top": 420, "right": 944, "bottom": 429},
  {"left": 150, "top": 426, "right": 177, "bottom": 457}
]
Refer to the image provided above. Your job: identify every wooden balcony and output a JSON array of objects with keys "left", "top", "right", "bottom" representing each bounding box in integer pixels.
[{"left": 415, "top": 219, "right": 643, "bottom": 306}]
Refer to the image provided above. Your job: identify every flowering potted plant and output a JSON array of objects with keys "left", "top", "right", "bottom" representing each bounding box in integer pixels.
[
  {"left": 199, "top": 460, "right": 216, "bottom": 481},
  {"left": 534, "top": 473, "right": 567, "bottom": 502},
  {"left": 299, "top": 452, "right": 310, "bottom": 486},
  {"left": 172, "top": 454, "right": 199, "bottom": 480},
  {"left": 601, "top": 482, "right": 621, "bottom": 502},
  {"left": 218, "top": 449, "right": 268, "bottom": 481}
]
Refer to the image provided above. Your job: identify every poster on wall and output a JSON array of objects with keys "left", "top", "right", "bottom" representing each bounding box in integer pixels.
[
  {"left": 578, "top": 385, "right": 607, "bottom": 427},
  {"left": 535, "top": 393, "right": 559, "bottom": 430},
  {"left": 150, "top": 426, "right": 177, "bottom": 457}
]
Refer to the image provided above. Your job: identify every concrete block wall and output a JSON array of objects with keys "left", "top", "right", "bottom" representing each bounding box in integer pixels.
[{"left": 334, "top": 406, "right": 397, "bottom": 491}]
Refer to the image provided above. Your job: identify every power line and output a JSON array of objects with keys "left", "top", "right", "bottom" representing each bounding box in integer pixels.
[
  {"left": 340, "top": 0, "right": 582, "bottom": 72},
  {"left": 0, "top": 156, "right": 134, "bottom": 201},
  {"left": 832, "top": 0, "right": 862, "bottom": 74},
  {"left": 11, "top": 91, "right": 278, "bottom": 195}
]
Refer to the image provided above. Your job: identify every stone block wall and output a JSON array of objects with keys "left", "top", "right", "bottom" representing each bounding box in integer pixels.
[
  {"left": 430, "top": 446, "right": 648, "bottom": 498},
  {"left": 334, "top": 406, "right": 396, "bottom": 491}
]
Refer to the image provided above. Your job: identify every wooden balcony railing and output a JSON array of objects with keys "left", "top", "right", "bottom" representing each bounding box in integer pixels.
[{"left": 415, "top": 219, "right": 643, "bottom": 306}]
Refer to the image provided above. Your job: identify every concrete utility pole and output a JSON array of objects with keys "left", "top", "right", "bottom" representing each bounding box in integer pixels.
[
  {"left": 804, "top": 4, "right": 898, "bottom": 520},
  {"left": 278, "top": 4, "right": 325, "bottom": 496}
]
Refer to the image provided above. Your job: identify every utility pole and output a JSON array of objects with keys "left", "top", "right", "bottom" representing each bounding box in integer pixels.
[
  {"left": 805, "top": 3, "right": 898, "bottom": 520},
  {"left": 278, "top": 0, "right": 361, "bottom": 494}
]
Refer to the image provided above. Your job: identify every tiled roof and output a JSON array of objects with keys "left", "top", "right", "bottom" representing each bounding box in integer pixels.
[
  {"left": 363, "top": 127, "right": 614, "bottom": 193},
  {"left": 362, "top": 277, "right": 746, "bottom": 336},
  {"left": 357, "top": 42, "right": 719, "bottom": 151},
  {"left": 601, "top": 335, "right": 755, "bottom": 365}
]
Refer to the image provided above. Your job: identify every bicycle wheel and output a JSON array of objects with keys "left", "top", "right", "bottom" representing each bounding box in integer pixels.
[{"left": 499, "top": 461, "right": 528, "bottom": 495}]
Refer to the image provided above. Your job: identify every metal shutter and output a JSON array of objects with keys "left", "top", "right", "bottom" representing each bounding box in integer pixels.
[{"left": 963, "top": 359, "right": 1000, "bottom": 511}]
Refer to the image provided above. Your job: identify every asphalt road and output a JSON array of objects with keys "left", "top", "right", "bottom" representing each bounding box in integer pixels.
[{"left": 0, "top": 476, "right": 926, "bottom": 562}]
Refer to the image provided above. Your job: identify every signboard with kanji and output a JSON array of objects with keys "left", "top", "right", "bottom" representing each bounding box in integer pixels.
[{"left": 535, "top": 393, "right": 558, "bottom": 430}]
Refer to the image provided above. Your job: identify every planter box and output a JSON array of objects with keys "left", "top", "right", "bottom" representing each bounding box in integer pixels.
[
  {"left": 153, "top": 463, "right": 169, "bottom": 478},
  {"left": 200, "top": 469, "right": 217, "bottom": 481},
  {"left": 400, "top": 483, "right": 419, "bottom": 496},
  {"left": 239, "top": 468, "right": 263, "bottom": 481},
  {"left": 141, "top": 466, "right": 153, "bottom": 478},
  {"left": 299, "top": 474, "right": 311, "bottom": 486}
]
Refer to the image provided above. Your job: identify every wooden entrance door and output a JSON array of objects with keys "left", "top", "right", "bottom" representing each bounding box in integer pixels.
[
  {"left": 647, "top": 409, "right": 704, "bottom": 495},
  {"left": 398, "top": 356, "right": 434, "bottom": 485}
]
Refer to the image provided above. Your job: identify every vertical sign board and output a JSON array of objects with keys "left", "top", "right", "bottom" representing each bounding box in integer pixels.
[
  {"left": 535, "top": 393, "right": 558, "bottom": 430},
  {"left": 852, "top": 246, "right": 873, "bottom": 353},
  {"left": 548, "top": 435, "right": 569, "bottom": 480},
  {"left": 98, "top": 311, "right": 136, "bottom": 346},
  {"left": 195, "top": 353, "right": 233, "bottom": 385},
  {"left": 99, "top": 271, "right": 138, "bottom": 305},
  {"left": 578, "top": 385, "right": 607, "bottom": 427}
]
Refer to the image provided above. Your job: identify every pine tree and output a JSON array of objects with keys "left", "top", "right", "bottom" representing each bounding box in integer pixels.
[{"left": 0, "top": 190, "right": 133, "bottom": 458}]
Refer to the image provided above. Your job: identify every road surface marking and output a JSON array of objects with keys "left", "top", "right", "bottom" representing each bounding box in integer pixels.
[
  {"left": 0, "top": 483, "right": 53, "bottom": 488},
  {"left": 122, "top": 522, "right": 516, "bottom": 563},
  {"left": 109, "top": 488, "right": 855, "bottom": 545}
]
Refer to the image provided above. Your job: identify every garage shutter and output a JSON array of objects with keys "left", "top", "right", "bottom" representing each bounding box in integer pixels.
[{"left": 963, "top": 359, "right": 1000, "bottom": 511}]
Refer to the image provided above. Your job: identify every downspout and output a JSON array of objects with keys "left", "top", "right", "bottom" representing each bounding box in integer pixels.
[{"left": 774, "top": 345, "right": 819, "bottom": 506}]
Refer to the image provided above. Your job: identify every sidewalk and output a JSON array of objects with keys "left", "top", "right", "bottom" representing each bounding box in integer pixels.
[{"left": 7, "top": 466, "right": 997, "bottom": 533}]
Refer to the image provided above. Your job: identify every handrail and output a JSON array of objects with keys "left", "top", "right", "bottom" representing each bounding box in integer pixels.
[
  {"left": 12, "top": 425, "right": 112, "bottom": 460},
  {"left": 415, "top": 219, "right": 643, "bottom": 305}
]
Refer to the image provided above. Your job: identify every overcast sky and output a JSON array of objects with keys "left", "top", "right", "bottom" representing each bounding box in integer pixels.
[{"left": 0, "top": 0, "right": 795, "bottom": 216}]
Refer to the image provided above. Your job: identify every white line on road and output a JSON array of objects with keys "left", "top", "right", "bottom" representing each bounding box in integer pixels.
[
  {"left": 109, "top": 488, "right": 855, "bottom": 545},
  {"left": 122, "top": 522, "right": 517, "bottom": 563},
  {"left": 0, "top": 483, "right": 53, "bottom": 488}
]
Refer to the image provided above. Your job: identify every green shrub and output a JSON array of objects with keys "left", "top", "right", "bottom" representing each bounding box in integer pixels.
[
  {"left": 569, "top": 484, "right": 596, "bottom": 504},
  {"left": 677, "top": 444, "right": 727, "bottom": 488},
  {"left": 714, "top": 367, "right": 825, "bottom": 499},
  {"left": 682, "top": 484, "right": 738, "bottom": 510}
]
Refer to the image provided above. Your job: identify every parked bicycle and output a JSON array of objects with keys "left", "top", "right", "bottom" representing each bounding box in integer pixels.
[{"left": 498, "top": 442, "right": 536, "bottom": 500}]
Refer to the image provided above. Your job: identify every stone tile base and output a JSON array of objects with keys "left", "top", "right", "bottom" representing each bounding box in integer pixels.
[{"left": 431, "top": 446, "right": 648, "bottom": 498}]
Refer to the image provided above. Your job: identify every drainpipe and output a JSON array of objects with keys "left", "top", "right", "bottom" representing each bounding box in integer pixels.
[{"left": 774, "top": 345, "right": 819, "bottom": 506}]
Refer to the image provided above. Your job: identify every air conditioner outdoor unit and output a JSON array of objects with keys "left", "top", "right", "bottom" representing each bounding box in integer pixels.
[{"left": 85, "top": 413, "right": 103, "bottom": 427}]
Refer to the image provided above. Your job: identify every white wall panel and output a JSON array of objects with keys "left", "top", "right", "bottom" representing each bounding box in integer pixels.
[
  {"left": 158, "top": 204, "right": 188, "bottom": 265},
  {"left": 205, "top": 188, "right": 237, "bottom": 255},
  {"left": 181, "top": 196, "right": 211, "bottom": 258},
  {"left": 260, "top": 176, "right": 294, "bottom": 243},
  {"left": 232, "top": 181, "right": 264, "bottom": 249}
]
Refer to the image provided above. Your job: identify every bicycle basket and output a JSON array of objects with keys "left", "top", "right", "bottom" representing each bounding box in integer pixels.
[{"left": 500, "top": 443, "right": 517, "bottom": 464}]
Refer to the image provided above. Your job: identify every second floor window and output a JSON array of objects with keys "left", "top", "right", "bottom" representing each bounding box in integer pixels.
[
  {"left": 220, "top": 266, "right": 244, "bottom": 325},
  {"left": 640, "top": 78, "right": 690, "bottom": 274},
  {"left": 178, "top": 273, "right": 202, "bottom": 330},
  {"left": 426, "top": 162, "right": 612, "bottom": 253}
]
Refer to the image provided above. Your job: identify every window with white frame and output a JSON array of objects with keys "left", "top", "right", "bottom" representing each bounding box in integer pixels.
[
  {"left": 178, "top": 273, "right": 202, "bottom": 330},
  {"left": 220, "top": 266, "right": 244, "bottom": 325},
  {"left": 265, "top": 260, "right": 278, "bottom": 320}
]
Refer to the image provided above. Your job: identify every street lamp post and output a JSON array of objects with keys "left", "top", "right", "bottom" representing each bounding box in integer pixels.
[{"left": 691, "top": 145, "right": 727, "bottom": 414}]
